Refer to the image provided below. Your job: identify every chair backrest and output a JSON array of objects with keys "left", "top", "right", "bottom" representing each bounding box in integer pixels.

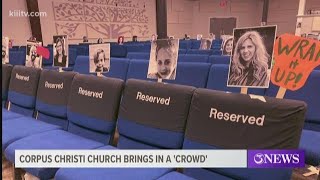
[
  {"left": 208, "top": 55, "right": 230, "bottom": 64},
  {"left": 67, "top": 74, "right": 124, "bottom": 144},
  {"left": 178, "top": 54, "right": 209, "bottom": 63},
  {"left": 2, "top": 64, "right": 13, "bottom": 107},
  {"left": 126, "top": 60, "right": 150, "bottom": 81},
  {"left": 117, "top": 79, "right": 195, "bottom": 149},
  {"left": 206, "top": 64, "right": 266, "bottom": 95},
  {"left": 265, "top": 70, "right": 320, "bottom": 132},
  {"left": 187, "top": 49, "right": 212, "bottom": 55},
  {"left": 126, "top": 52, "right": 150, "bottom": 60},
  {"left": 183, "top": 88, "right": 306, "bottom": 180},
  {"left": 179, "top": 49, "right": 187, "bottom": 55},
  {"left": 164, "top": 63, "right": 211, "bottom": 88},
  {"left": 68, "top": 48, "right": 77, "bottom": 66},
  {"left": 111, "top": 44, "right": 127, "bottom": 57},
  {"left": 8, "top": 66, "right": 41, "bottom": 116},
  {"left": 9, "top": 51, "right": 25, "bottom": 65},
  {"left": 191, "top": 40, "right": 201, "bottom": 49},
  {"left": 73, "top": 56, "right": 90, "bottom": 75},
  {"left": 104, "top": 58, "right": 129, "bottom": 80},
  {"left": 35, "top": 70, "right": 77, "bottom": 129},
  {"left": 179, "top": 40, "right": 191, "bottom": 49}
]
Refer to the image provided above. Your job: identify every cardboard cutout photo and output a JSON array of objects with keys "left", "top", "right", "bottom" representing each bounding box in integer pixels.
[
  {"left": 118, "top": 36, "right": 124, "bottom": 45},
  {"left": 222, "top": 36, "right": 233, "bottom": 56},
  {"left": 151, "top": 34, "right": 157, "bottom": 42},
  {"left": 147, "top": 39, "right": 179, "bottom": 80},
  {"left": 199, "top": 38, "right": 212, "bottom": 50},
  {"left": 2, "top": 37, "right": 9, "bottom": 64},
  {"left": 227, "top": 25, "right": 277, "bottom": 88},
  {"left": 53, "top": 35, "right": 68, "bottom": 67},
  {"left": 89, "top": 44, "right": 110, "bottom": 73},
  {"left": 25, "top": 40, "right": 42, "bottom": 68},
  {"left": 209, "top": 33, "right": 216, "bottom": 40},
  {"left": 196, "top": 34, "right": 203, "bottom": 40}
]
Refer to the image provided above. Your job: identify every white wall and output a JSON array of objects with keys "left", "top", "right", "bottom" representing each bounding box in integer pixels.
[
  {"left": 2, "top": 0, "right": 32, "bottom": 46},
  {"left": 38, "top": 0, "right": 157, "bottom": 45}
]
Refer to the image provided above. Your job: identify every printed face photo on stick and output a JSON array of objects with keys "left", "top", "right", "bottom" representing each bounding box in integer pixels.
[
  {"left": 147, "top": 39, "right": 179, "bottom": 80},
  {"left": 89, "top": 44, "right": 110, "bottom": 73},
  {"left": 25, "top": 40, "right": 42, "bottom": 68},
  {"left": 227, "top": 25, "right": 277, "bottom": 88},
  {"left": 222, "top": 36, "right": 234, "bottom": 56},
  {"left": 199, "top": 39, "right": 212, "bottom": 50},
  {"left": 53, "top": 35, "right": 68, "bottom": 68},
  {"left": 2, "top": 37, "right": 9, "bottom": 64}
]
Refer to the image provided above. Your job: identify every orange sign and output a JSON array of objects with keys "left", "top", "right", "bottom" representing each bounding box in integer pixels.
[{"left": 271, "top": 33, "right": 320, "bottom": 91}]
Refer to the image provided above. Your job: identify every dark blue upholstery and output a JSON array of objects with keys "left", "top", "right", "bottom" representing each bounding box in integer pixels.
[
  {"left": 111, "top": 44, "right": 127, "bottom": 57},
  {"left": 299, "top": 130, "right": 320, "bottom": 166},
  {"left": 2, "top": 64, "right": 13, "bottom": 106},
  {"left": 208, "top": 55, "right": 230, "bottom": 64},
  {"left": 179, "top": 40, "right": 192, "bottom": 49},
  {"left": 9, "top": 103, "right": 34, "bottom": 117},
  {"left": 4, "top": 130, "right": 104, "bottom": 180},
  {"left": 104, "top": 58, "right": 129, "bottom": 80},
  {"left": 127, "top": 52, "right": 150, "bottom": 60},
  {"left": 179, "top": 49, "right": 187, "bottom": 55},
  {"left": 68, "top": 47, "right": 77, "bottom": 66},
  {"left": 126, "top": 61, "right": 210, "bottom": 88},
  {"left": 9, "top": 51, "right": 25, "bottom": 65},
  {"left": 206, "top": 64, "right": 266, "bottom": 95},
  {"left": 191, "top": 40, "right": 201, "bottom": 49},
  {"left": 187, "top": 49, "right": 212, "bottom": 55},
  {"left": 125, "top": 44, "right": 148, "bottom": 53},
  {"left": 178, "top": 54, "right": 209, "bottom": 63},
  {"left": 73, "top": 56, "right": 90, "bottom": 74},
  {"left": 42, "top": 47, "right": 53, "bottom": 66},
  {"left": 2, "top": 117, "right": 61, "bottom": 151},
  {"left": 212, "top": 50, "right": 222, "bottom": 55}
]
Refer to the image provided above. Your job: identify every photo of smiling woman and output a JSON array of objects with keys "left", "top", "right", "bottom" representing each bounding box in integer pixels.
[
  {"left": 53, "top": 35, "right": 68, "bottom": 68},
  {"left": 147, "top": 39, "right": 179, "bottom": 80},
  {"left": 228, "top": 26, "right": 276, "bottom": 88}
]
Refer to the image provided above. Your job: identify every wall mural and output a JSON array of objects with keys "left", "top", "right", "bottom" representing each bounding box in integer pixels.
[{"left": 53, "top": 0, "right": 150, "bottom": 40}]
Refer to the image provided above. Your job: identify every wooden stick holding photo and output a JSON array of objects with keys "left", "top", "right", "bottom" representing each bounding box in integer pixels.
[
  {"left": 240, "top": 87, "right": 248, "bottom": 94},
  {"left": 157, "top": 78, "right": 162, "bottom": 83},
  {"left": 276, "top": 87, "right": 286, "bottom": 99},
  {"left": 58, "top": 67, "right": 63, "bottom": 72},
  {"left": 97, "top": 72, "right": 104, "bottom": 77}
]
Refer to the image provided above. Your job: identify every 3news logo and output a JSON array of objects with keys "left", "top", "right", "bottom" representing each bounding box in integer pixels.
[{"left": 248, "top": 150, "right": 305, "bottom": 168}]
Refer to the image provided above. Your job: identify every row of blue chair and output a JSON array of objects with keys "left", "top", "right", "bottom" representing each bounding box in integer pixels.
[
  {"left": 71, "top": 56, "right": 320, "bottom": 166},
  {"left": 2, "top": 65, "right": 307, "bottom": 179}
]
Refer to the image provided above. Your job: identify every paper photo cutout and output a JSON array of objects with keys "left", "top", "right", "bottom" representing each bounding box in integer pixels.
[
  {"left": 271, "top": 33, "right": 320, "bottom": 91},
  {"left": 196, "top": 34, "right": 203, "bottom": 40},
  {"left": 151, "top": 34, "right": 158, "bottom": 42},
  {"left": 118, "top": 36, "right": 124, "bottom": 45},
  {"left": 53, "top": 35, "right": 68, "bottom": 68},
  {"left": 2, "top": 37, "right": 9, "bottom": 64},
  {"left": 222, "top": 36, "right": 234, "bottom": 56},
  {"left": 199, "top": 39, "right": 212, "bottom": 50},
  {"left": 89, "top": 44, "right": 111, "bottom": 73},
  {"left": 209, "top": 33, "right": 216, "bottom": 40},
  {"left": 147, "top": 39, "right": 179, "bottom": 80},
  {"left": 227, "top": 25, "right": 277, "bottom": 88},
  {"left": 25, "top": 40, "right": 43, "bottom": 68},
  {"left": 169, "top": 36, "right": 175, "bottom": 40}
]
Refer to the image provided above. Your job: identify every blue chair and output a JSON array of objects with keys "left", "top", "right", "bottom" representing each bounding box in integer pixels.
[
  {"left": 179, "top": 49, "right": 187, "bottom": 55},
  {"left": 4, "top": 74, "right": 125, "bottom": 180},
  {"left": 105, "top": 58, "right": 130, "bottom": 80},
  {"left": 179, "top": 40, "right": 192, "bottom": 49},
  {"left": 187, "top": 49, "right": 212, "bottom": 55},
  {"left": 212, "top": 50, "right": 222, "bottom": 55},
  {"left": 111, "top": 44, "right": 127, "bottom": 58},
  {"left": 9, "top": 51, "right": 25, "bottom": 65},
  {"left": 208, "top": 55, "right": 230, "bottom": 64},
  {"left": 181, "top": 88, "right": 306, "bottom": 180},
  {"left": 178, "top": 54, "right": 209, "bottom": 63},
  {"left": 6, "top": 66, "right": 41, "bottom": 117},
  {"left": 206, "top": 64, "right": 266, "bottom": 95},
  {"left": 126, "top": 60, "right": 151, "bottom": 81},
  {"left": 35, "top": 70, "right": 77, "bottom": 129},
  {"left": 73, "top": 56, "right": 91, "bottom": 75},
  {"left": 125, "top": 44, "right": 145, "bottom": 53},
  {"left": 191, "top": 40, "right": 201, "bottom": 49},
  {"left": 42, "top": 47, "right": 53, "bottom": 68},
  {"left": 265, "top": 70, "right": 320, "bottom": 166},
  {"left": 127, "top": 52, "right": 150, "bottom": 60},
  {"left": 54, "top": 79, "right": 196, "bottom": 180}
]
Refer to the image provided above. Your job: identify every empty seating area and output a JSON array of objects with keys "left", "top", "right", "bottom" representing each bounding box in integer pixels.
[{"left": 2, "top": 64, "right": 313, "bottom": 179}]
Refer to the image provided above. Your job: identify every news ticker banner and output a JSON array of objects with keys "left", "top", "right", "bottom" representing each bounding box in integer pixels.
[{"left": 15, "top": 149, "right": 304, "bottom": 168}]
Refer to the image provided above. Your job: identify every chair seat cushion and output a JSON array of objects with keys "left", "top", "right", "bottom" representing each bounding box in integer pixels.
[
  {"left": 2, "top": 109, "right": 24, "bottom": 120},
  {"left": 299, "top": 130, "right": 320, "bottom": 166},
  {"left": 2, "top": 118, "right": 61, "bottom": 151},
  {"left": 5, "top": 130, "right": 105, "bottom": 179},
  {"left": 55, "top": 145, "right": 172, "bottom": 180},
  {"left": 157, "top": 172, "right": 197, "bottom": 180}
]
